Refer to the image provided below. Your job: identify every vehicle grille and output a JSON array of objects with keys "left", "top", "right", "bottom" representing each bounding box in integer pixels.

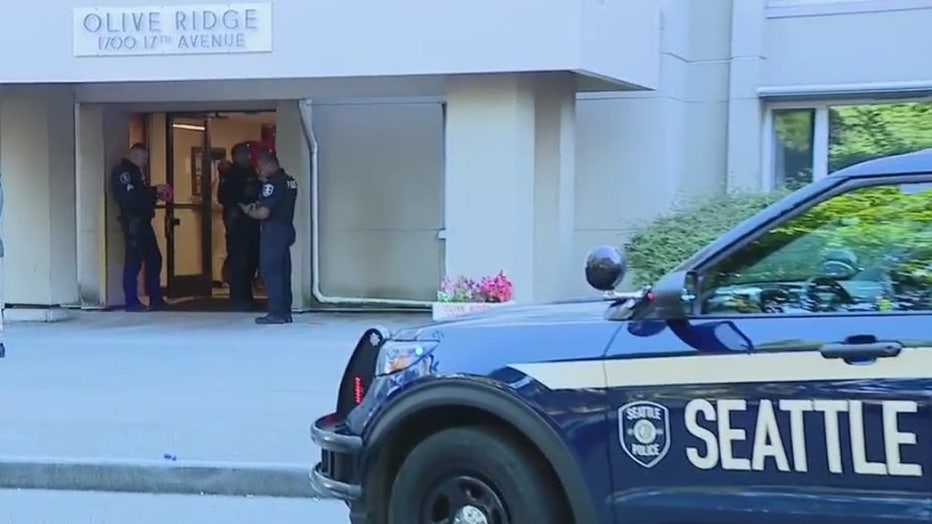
[{"left": 336, "top": 326, "right": 388, "bottom": 415}]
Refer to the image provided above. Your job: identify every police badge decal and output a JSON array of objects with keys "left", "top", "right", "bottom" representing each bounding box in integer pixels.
[
  {"left": 619, "top": 400, "right": 670, "bottom": 468},
  {"left": 262, "top": 183, "right": 274, "bottom": 197}
]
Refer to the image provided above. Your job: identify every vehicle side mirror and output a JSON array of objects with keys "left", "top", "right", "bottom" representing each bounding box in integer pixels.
[
  {"left": 584, "top": 245, "right": 627, "bottom": 292},
  {"left": 644, "top": 270, "right": 697, "bottom": 319}
]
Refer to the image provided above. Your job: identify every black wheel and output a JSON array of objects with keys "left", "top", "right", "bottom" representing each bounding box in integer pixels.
[{"left": 387, "top": 426, "right": 564, "bottom": 524}]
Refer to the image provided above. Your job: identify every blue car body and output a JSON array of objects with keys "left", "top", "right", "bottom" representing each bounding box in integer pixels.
[{"left": 311, "top": 149, "right": 932, "bottom": 524}]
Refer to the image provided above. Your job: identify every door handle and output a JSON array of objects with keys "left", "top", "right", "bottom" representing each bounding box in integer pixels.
[{"left": 819, "top": 341, "right": 902, "bottom": 359}]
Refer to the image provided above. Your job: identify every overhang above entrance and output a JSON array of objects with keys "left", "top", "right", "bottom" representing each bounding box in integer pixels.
[{"left": 0, "top": 0, "right": 660, "bottom": 92}]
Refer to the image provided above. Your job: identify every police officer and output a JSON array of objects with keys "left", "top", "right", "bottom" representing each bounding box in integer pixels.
[
  {"left": 217, "top": 143, "right": 261, "bottom": 310},
  {"left": 110, "top": 143, "right": 170, "bottom": 312},
  {"left": 240, "top": 150, "right": 297, "bottom": 324}
]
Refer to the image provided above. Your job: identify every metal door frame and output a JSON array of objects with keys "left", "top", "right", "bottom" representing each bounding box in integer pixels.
[{"left": 163, "top": 113, "right": 215, "bottom": 298}]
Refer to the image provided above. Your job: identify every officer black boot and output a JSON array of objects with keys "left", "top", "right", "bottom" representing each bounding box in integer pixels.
[
  {"left": 147, "top": 300, "right": 169, "bottom": 311},
  {"left": 255, "top": 314, "right": 289, "bottom": 325},
  {"left": 231, "top": 300, "right": 257, "bottom": 312}
]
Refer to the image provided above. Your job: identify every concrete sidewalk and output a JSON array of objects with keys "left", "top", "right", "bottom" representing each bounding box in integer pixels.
[{"left": 0, "top": 311, "right": 429, "bottom": 464}]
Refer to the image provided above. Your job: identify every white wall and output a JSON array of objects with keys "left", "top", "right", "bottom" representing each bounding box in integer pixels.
[
  {"left": 565, "top": 0, "right": 932, "bottom": 295},
  {"left": 0, "top": 0, "right": 660, "bottom": 90},
  {"left": 763, "top": 4, "right": 932, "bottom": 87},
  {"left": 12, "top": 1, "right": 932, "bottom": 307},
  {"left": 76, "top": 104, "right": 106, "bottom": 306},
  {"left": 102, "top": 109, "right": 131, "bottom": 305},
  {"left": 0, "top": 87, "right": 78, "bottom": 306},
  {"left": 569, "top": 0, "right": 737, "bottom": 294},
  {"left": 275, "top": 101, "right": 312, "bottom": 309},
  {"left": 581, "top": 0, "right": 661, "bottom": 89},
  {"left": 313, "top": 101, "right": 444, "bottom": 302}
]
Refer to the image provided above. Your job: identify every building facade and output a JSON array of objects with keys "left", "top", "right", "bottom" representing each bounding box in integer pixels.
[{"left": 0, "top": 0, "right": 929, "bottom": 313}]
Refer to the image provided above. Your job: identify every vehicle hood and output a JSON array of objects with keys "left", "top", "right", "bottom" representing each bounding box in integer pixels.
[
  {"left": 390, "top": 299, "right": 620, "bottom": 372},
  {"left": 405, "top": 299, "right": 610, "bottom": 334}
]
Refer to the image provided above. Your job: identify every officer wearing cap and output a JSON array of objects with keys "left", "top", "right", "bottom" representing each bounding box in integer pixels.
[
  {"left": 240, "top": 150, "right": 297, "bottom": 324},
  {"left": 218, "top": 142, "right": 261, "bottom": 310},
  {"left": 110, "top": 143, "right": 171, "bottom": 312}
]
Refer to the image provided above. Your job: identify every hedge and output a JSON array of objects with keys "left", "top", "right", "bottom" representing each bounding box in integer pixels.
[{"left": 624, "top": 190, "right": 789, "bottom": 286}]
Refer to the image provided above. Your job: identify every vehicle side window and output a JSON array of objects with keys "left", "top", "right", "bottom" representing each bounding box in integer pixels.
[{"left": 699, "top": 181, "right": 932, "bottom": 315}]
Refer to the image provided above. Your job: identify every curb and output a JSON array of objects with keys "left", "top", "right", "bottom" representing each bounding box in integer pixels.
[
  {"left": 3, "top": 308, "right": 71, "bottom": 323},
  {"left": 0, "top": 456, "right": 319, "bottom": 499}
]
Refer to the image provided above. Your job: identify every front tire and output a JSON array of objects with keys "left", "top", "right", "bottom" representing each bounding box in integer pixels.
[{"left": 388, "top": 426, "right": 564, "bottom": 524}]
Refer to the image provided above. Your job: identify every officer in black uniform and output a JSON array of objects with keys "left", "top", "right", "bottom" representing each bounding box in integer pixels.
[
  {"left": 109, "top": 143, "right": 170, "bottom": 312},
  {"left": 217, "top": 142, "right": 261, "bottom": 310},
  {"left": 240, "top": 150, "right": 298, "bottom": 324}
]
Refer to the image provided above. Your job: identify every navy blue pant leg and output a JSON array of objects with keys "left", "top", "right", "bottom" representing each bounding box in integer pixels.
[
  {"left": 142, "top": 241, "right": 163, "bottom": 304},
  {"left": 122, "top": 245, "right": 143, "bottom": 307},
  {"left": 260, "top": 239, "right": 287, "bottom": 317},
  {"left": 283, "top": 248, "right": 292, "bottom": 314},
  {"left": 228, "top": 221, "right": 260, "bottom": 303},
  {"left": 124, "top": 222, "right": 163, "bottom": 307},
  {"left": 137, "top": 222, "right": 163, "bottom": 303}
]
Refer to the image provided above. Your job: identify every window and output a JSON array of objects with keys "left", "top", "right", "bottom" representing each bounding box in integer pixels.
[
  {"left": 829, "top": 102, "right": 932, "bottom": 171},
  {"left": 772, "top": 109, "right": 815, "bottom": 190},
  {"left": 766, "top": 0, "right": 932, "bottom": 18},
  {"left": 766, "top": 100, "right": 932, "bottom": 190},
  {"left": 700, "top": 181, "right": 932, "bottom": 315}
]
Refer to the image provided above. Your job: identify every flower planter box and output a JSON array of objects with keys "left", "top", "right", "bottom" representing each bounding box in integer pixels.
[{"left": 431, "top": 301, "right": 514, "bottom": 321}]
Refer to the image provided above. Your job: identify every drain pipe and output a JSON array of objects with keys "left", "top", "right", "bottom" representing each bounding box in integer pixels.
[
  {"left": 0, "top": 172, "right": 6, "bottom": 357},
  {"left": 296, "top": 100, "right": 430, "bottom": 307}
]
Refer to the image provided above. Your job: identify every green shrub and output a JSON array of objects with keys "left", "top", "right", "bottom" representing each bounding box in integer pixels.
[{"left": 625, "top": 190, "right": 790, "bottom": 286}]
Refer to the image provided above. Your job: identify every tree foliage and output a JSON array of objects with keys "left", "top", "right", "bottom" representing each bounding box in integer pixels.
[
  {"left": 711, "top": 183, "right": 932, "bottom": 287},
  {"left": 829, "top": 102, "right": 932, "bottom": 171}
]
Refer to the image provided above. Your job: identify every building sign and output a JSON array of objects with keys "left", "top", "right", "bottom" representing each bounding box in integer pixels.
[{"left": 73, "top": 3, "right": 272, "bottom": 57}]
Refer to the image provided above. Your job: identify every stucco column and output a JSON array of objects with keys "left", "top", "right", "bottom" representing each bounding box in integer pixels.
[
  {"left": 533, "top": 73, "right": 576, "bottom": 301},
  {"left": 0, "top": 86, "right": 78, "bottom": 307},
  {"left": 725, "top": 0, "right": 766, "bottom": 191},
  {"left": 75, "top": 103, "right": 107, "bottom": 307},
  {"left": 276, "top": 100, "right": 313, "bottom": 311},
  {"left": 76, "top": 104, "right": 131, "bottom": 308},
  {"left": 444, "top": 74, "right": 576, "bottom": 303}
]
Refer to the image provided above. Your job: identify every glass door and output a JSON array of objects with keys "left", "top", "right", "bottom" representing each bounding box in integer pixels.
[{"left": 165, "top": 114, "right": 217, "bottom": 298}]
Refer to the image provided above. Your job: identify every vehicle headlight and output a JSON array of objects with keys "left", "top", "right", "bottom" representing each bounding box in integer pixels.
[{"left": 375, "top": 340, "right": 438, "bottom": 376}]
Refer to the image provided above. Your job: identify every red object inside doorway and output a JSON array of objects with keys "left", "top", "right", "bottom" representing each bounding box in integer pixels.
[
  {"left": 260, "top": 124, "right": 276, "bottom": 152},
  {"left": 245, "top": 125, "right": 277, "bottom": 169}
]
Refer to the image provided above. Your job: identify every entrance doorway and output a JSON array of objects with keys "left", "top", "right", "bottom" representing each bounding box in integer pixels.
[{"left": 149, "top": 110, "right": 277, "bottom": 310}]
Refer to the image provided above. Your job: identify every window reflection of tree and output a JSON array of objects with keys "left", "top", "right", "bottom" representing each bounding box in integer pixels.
[
  {"left": 829, "top": 102, "right": 932, "bottom": 172},
  {"left": 704, "top": 183, "right": 932, "bottom": 313}
]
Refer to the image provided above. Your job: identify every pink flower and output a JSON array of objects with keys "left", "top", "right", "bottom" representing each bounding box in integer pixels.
[
  {"left": 475, "top": 271, "right": 513, "bottom": 303},
  {"left": 439, "top": 271, "right": 512, "bottom": 303}
]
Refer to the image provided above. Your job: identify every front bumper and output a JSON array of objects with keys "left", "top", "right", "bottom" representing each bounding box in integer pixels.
[{"left": 309, "top": 413, "right": 364, "bottom": 501}]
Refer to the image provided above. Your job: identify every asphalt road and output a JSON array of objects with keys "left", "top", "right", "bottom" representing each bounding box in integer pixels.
[{"left": 0, "top": 310, "right": 430, "bottom": 523}]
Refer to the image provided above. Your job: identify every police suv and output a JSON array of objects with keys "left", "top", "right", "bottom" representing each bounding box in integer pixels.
[{"left": 310, "top": 150, "right": 932, "bottom": 524}]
